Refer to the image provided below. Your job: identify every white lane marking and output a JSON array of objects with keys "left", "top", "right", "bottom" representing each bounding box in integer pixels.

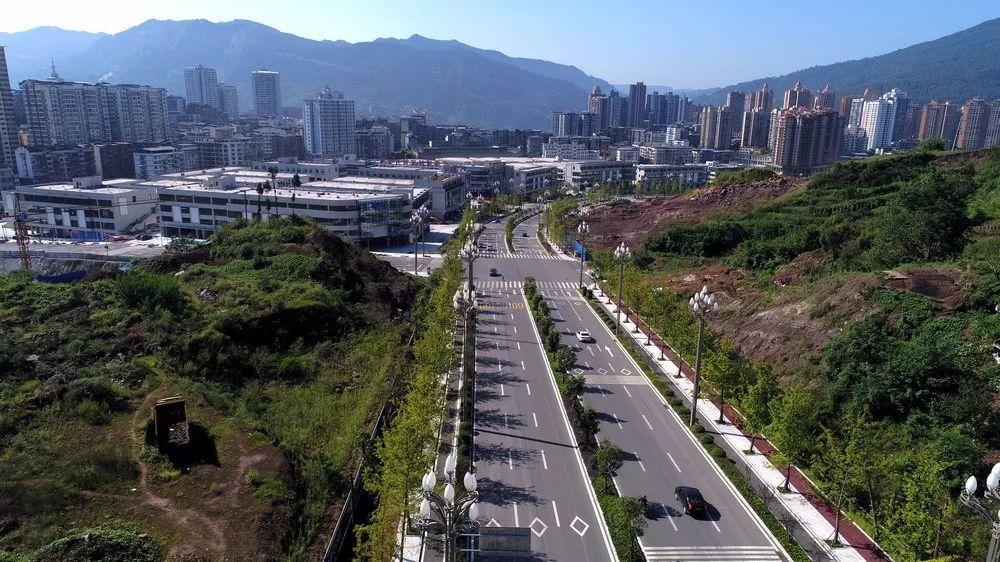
[
  {"left": 494, "top": 325, "right": 498, "bottom": 333},
  {"left": 667, "top": 452, "right": 682, "bottom": 473},
  {"left": 513, "top": 326, "right": 517, "bottom": 334},
  {"left": 504, "top": 413, "right": 508, "bottom": 428},
  {"left": 596, "top": 384, "right": 605, "bottom": 397},
  {"left": 612, "top": 412, "right": 623, "bottom": 429},
  {"left": 495, "top": 341, "right": 499, "bottom": 350},
  {"left": 609, "top": 362, "right": 615, "bottom": 372},
  {"left": 622, "top": 385, "right": 632, "bottom": 398},
  {"left": 511, "top": 313, "right": 514, "bottom": 320},
  {"left": 667, "top": 513, "right": 679, "bottom": 531},
  {"left": 501, "top": 384, "right": 506, "bottom": 396},
  {"left": 521, "top": 360, "right": 525, "bottom": 370},
  {"left": 541, "top": 449, "right": 548, "bottom": 469},
  {"left": 711, "top": 520, "right": 722, "bottom": 533},
  {"left": 588, "top": 347, "right": 595, "bottom": 356},
  {"left": 641, "top": 414, "right": 654, "bottom": 430},
  {"left": 552, "top": 501, "right": 561, "bottom": 527},
  {"left": 604, "top": 345, "right": 614, "bottom": 357},
  {"left": 532, "top": 412, "right": 538, "bottom": 427},
  {"left": 509, "top": 452, "right": 514, "bottom": 471},
  {"left": 526, "top": 383, "right": 531, "bottom": 396},
  {"left": 514, "top": 502, "right": 519, "bottom": 526},
  {"left": 635, "top": 452, "right": 646, "bottom": 472},
  {"left": 517, "top": 341, "right": 521, "bottom": 350}
]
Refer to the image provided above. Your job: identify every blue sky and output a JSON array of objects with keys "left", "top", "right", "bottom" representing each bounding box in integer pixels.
[{"left": 4, "top": 0, "right": 1000, "bottom": 88}]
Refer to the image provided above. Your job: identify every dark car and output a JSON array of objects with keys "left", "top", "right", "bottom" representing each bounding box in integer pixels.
[
  {"left": 489, "top": 267, "right": 499, "bottom": 277},
  {"left": 674, "top": 486, "right": 707, "bottom": 516},
  {"left": 521, "top": 232, "right": 527, "bottom": 237}
]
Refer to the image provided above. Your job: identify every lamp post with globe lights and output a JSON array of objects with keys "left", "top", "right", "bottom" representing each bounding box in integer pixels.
[
  {"left": 577, "top": 221, "right": 589, "bottom": 289},
  {"left": 415, "top": 453, "right": 480, "bottom": 562},
  {"left": 960, "top": 463, "right": 1000, "bottom": 562},
  {"left": 411, "top": 205, "right": 430, "bottom": 275},
  {"left": 688, "top": 286, "right": 718, "bottom": 427},
  {"left": 459, "top": 239, "right": 479, "bottom": 296},
  {"left": 613, "top": 242, "right": 631, "bottom": 334}
]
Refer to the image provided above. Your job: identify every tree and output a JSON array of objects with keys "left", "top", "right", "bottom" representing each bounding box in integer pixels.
[
  {"left": 767, "top": 379, "right": 819, "bottom": 466},
  {"left": 563, "top": 374, "right": 585, "bottom": 401},
  {"left": 545, "top": 328, "right": 560, "bottom": 353},
  {"left": 291, "top": 173, "right": 302, "bottom": 187},
  {"left": 740, "top": 366, "right": 776, "bottom": 453},
  {"left": 578, "top": 404, "right": 599, "bottom": 445},
  {"left": 604, "top": 496, "right": 646, "bottom": 562},
  {"left": 880, "top": 446, "right": 953, "bottom": 560},
  {"left": 554, "top": 345, "right": 576, "bottom": 374},
  {"left": 591, "top": 439, "right": 623, "bottom": 494},
  {"left": 255, "top": 182, "right": 265, "bottom": 217}
]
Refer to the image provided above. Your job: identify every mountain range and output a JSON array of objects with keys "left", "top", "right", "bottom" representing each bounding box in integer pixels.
[
  {"left": 695, "top": 17, "right": 1000, "bottom": 105},
  {"left": 2, "top": 17, "right": 1000, "bottom": 128}
]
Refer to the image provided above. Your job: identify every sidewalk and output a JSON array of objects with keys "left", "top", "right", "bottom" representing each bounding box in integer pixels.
[{"left": 590, "top": 285, "right": 888, "bottom": 562}]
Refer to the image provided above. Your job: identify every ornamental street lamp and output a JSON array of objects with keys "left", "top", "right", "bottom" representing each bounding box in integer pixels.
[
  {"left": 688, "top": 286, "right": 718, "bottom": 427},
  {"left": 577, "top": 221, "right": 589, "bottom": 289},
  {"left": 411, "top": 205, "right": 430, "bottom": 275},
  {"left": 960, "top": 463, "right": 1000, "bottom": 562},
  {"left": 613, "top": 242, "right": 631, "bottom": 334},
  {"left": 460, "top": 239, "right": 479, "bottom": 296},
  {"left": 454, "top": 287, "right": 477, "bottom": 385},
  {"left": 415, "top": 453, "right": 481, "bottom": 562}
]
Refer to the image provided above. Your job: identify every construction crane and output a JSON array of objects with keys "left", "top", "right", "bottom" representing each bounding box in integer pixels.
[{"left": 12, "top": 197, "right": 31, "bottom": 271}]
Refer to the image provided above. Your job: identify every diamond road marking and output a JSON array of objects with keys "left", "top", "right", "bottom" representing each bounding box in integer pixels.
[
  {"left": 569, "top": 516, "right": 589, "bottom": 536},
  {"left": 620, "top": 368, "right": 632, "bottom": 376},
  {"left": 487, "top": 518, "right": 501, "bottom": 527},
  {"left": 573, "top": 368, "right": 584, "bottom": 374},
  {"left": 597, "top": 368, "right": 608, "bottom": 375},
  {"left": 529, "top": 517, "right": 548, "bottom": 537}
]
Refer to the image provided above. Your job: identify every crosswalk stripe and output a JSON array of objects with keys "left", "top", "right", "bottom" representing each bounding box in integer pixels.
[{"left": 641, "top": 545, "right": 782, "bottom": 561}]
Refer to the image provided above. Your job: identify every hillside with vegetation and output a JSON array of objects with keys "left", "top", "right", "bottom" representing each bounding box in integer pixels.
[
  {"left": 559, "top": 145, "right": 1000, "bottom": 561},
  {"left": 0, "top": 216, "right": 420, "bottom": 561}
]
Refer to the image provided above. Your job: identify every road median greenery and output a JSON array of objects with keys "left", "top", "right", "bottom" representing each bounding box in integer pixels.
[{"left": 523, "top": 277, "right": 646, "bottom": 561}]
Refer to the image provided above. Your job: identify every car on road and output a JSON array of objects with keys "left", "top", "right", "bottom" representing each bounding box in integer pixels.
[
  {"left": 575, "top": 330, "right": 593, "bottom": 342},
  {"left": 675, "top": 486, "right": 707, "bottom": 516},
  {"left": 489, "top": 267, "right": 499, "bottom": 277},
  {"left": 522, "top": 232, "right": 527, "bottom": 237}
]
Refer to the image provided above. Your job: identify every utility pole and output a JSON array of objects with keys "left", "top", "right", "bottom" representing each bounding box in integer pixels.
[{"left": 13, "top": 198, "right": 30, "bottom": 271}]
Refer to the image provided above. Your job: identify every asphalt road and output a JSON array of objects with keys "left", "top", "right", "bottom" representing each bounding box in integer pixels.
[
  {"left": 470, "top": 219, "right": 617, "bottom": 561},
  {"left": 473, "top": 215, "right": 788, "bottom": 562}
]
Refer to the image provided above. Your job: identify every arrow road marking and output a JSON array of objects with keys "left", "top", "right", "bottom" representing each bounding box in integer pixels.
[{"left": 604, "top": 346, "right": 614, "bottom": 357}]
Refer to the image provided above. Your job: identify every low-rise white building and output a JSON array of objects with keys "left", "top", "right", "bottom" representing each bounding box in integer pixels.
[
  {"left": 541, "top": 142, "right": 599, "bottom": 160},
  {"left": 6, "top": 176, "right": 157, "bottom": 241},
  {"left": 635, "top": 164, "right": 707, "bottom": 187},
  {"left": 133, "top": 145, "right": 200, "bottom": 179},
  {"left": 250, "top": 159, "right": 340, "bottom": 182}
]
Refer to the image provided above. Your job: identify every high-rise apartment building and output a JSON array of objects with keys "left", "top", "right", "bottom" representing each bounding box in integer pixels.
[
  {"left": 783, "top": 81, "right": 813, "bottom": 109},
  {"left": 859, "top": 98, "right": 896, "bottom": 151},
  {"left": 955, "top": 97, "right": 989, "bottom": 150},
  {"left": 918, "top": 100, "right": 961, "bottom": 147},
  {"left": 105, "top": 84, "right": 170, "bottom": 143},
  {"left": 984, "top": 100, "right": 1000, "bottom": 148},
  {"left": 740, "top": 109, "right": 771, "bottom": 148},
  {"left": 607, "top": 90, "right": 627, "bottom": 128},
  {"left": 813, "top": 84, "right": 835, "bottom": 110},
  {"left": 217, "top": 83, "right": 239, "bottom": 120},
  {"left": 587, "top": 86, "right": 609, "bottom": 132},
  {"left": 251, "top": 69, "right": 281, "bottom": 118},
  {"left": 551, "top": 112, "right": 596, "bottom": 137},
  {"left": 903, "top": 103, "right": 923, "bottom": 141},
  {"left": 183, "top": 65, "right": 219, "bottom": 108},
  {"left": 627, "top": 82, "right": 647, "bottom": 128},
  {"left": 699, "top": 106, "right": 726, "bottom": 149},
  {"left": 771, "top": 108, "right": 843, "bottom": 175},
  {"left": 647, "top": 91, "right": 680, "bottom": 126},
  {"left": 882, "top": 89, "right": 910, "bottom": 142},
  {"left": 725, "top": 91, "right": 746, "bottom": 114},
  {"left": 0, "top": 47, "right": 19, "bottom": 190},
  {"left": 302, "top": 86, "right": 356, "bottom": 157},
  {"left": 749, "top": 83, "right": 774, "bottom": 112}
]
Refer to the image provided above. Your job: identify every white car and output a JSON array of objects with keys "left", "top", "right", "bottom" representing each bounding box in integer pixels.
[{"left": 575, "top": 330, "right": 593, "bottom": 343}]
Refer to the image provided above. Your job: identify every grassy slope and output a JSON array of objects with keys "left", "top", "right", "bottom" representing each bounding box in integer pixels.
[{"left": 0, "top": 216, "right": 417, "bottom": 561}]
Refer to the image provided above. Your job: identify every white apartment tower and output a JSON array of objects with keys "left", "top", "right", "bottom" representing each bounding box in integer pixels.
[
  {"left": 860, "top": 97, "right": 896, "bottom": 151},
  {"left": 251, "top": 69, "right": 281, "bottom": 118},
  {"left": 303, "top": 86, "right": 356, "bottom": 158},
  {"left": 183, "top": 65, "right": 219, "bottom": 108},
  {"left": 0, "top": 47, "right": 19, "bottom": 190}
]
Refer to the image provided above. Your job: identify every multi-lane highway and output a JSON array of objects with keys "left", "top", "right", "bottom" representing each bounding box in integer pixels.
[
  {"left": 470, "top": 213, "right": 788, "bottom": 562},
  {"left": 470, "top": 220, "right": 616, "bottom": 560}
]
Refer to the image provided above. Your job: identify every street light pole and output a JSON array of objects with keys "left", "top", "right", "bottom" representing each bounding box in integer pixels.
[
  {"left": 411, "top": 205, "right": 429, "bottom": 276},
  {"left": 415, "top": 453, "right": 481, "bottom": 562},
  {"left": 577, "top": 221, "right": 589, "bottom": 289},
  {"left": 613, "top": 242, "right": 631, "bottom": 334},
  {"left": 460, "top": 239, "right": 479, "bottom": 295},
  {"left": 960, "top": 463, "right": 1000, "bottom": 562},
  {"left": 688, "top": 286, "right": 718, "bottom": 427}
]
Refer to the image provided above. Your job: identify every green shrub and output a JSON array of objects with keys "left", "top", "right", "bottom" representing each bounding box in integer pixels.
[
  {"left": 699, "top": 434, "right": 714, "bottom": 445},
  {"left": 33, "top": 525, "right": 161, "bottom": 562},
  {"left": 113, "top": 271, "right": 183, "bottom": 312},
  {"left": 691, "top": 424, "right": 706, "bottom": 434}
]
